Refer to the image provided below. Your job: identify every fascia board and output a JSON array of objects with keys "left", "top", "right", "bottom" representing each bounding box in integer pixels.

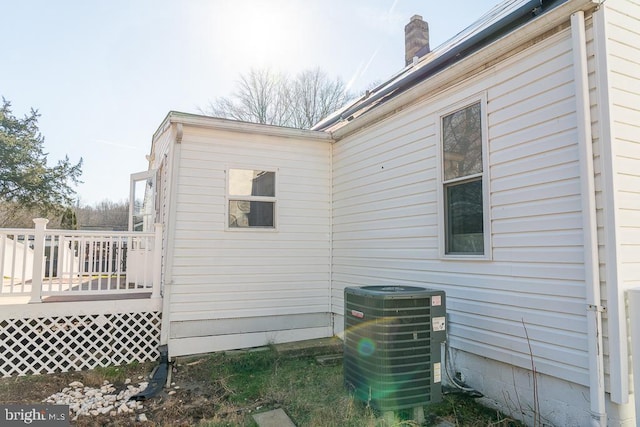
[{"left": 167, "top": 112, "right": 334, "bottom": 143}]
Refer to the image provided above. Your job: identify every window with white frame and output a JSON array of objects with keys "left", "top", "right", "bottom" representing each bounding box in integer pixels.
[
  {"left": 228, "top": 168, "right": 276, "bottom": 228},
  {"left": 441, "top": 101, "right": 485, "bottom": 255}
]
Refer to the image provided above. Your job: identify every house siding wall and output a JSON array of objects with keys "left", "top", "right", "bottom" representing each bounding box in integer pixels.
[
  {"left": 150, "top": 125, "right": 176, "bottom": 299},
  {"left": 166, "top": 126, "right": 332, "bottom": 356},
  {"left": 332, "top": 28, "right": 591, "bottom": 390},
  {"left": 608, "top": 0, "right": 640, "bottom": 293},
  {"left": 595, "top": 0, "right": 640, "bottom": 405}
]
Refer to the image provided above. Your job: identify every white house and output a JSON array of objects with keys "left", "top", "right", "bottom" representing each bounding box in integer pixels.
[
  {"left": 146, "top": 117, "right": 333, "bottom": 354},
  {"left": 143, "top": 0, "right": 640, "bottom": 425}
]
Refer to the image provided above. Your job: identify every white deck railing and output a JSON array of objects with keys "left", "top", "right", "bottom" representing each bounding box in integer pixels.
[{"left": 0, "top": 218, "right": 162, "bottom": 303}]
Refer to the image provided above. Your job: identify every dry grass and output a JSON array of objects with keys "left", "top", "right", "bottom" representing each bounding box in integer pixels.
[{"left": 0, "top": 348, "right": 523, "bottom": 426}]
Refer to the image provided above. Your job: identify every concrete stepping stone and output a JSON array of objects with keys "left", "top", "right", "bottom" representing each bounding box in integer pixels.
[{"left": 252, "top": 408, "right": 296, "bottom": 427}]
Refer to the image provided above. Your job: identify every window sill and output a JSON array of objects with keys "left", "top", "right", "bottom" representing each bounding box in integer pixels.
[
  {"left": 441, "top": 254, "right": 491, "bottom": 261},
  {"left": 225, "top": 227, "right": 278, "bottom": 232}
]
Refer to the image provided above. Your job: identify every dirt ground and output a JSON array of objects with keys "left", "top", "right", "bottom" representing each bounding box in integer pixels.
[
  {"left": 0, "top": 354, "right": 522, "bottom": 427},
  {"left": 0, "top": 356, "right": 251, "bottom": 427}
]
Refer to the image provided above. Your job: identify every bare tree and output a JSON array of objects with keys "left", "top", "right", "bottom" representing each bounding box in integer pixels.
[
  {"left": 0, "top": 199, "right": 129, "bottom": 230},
  {"left": 206, "top": 68, "right": 290, "bottom": 126},
  {"left": 202, "top": 67, "right": 353, "bottom": 129},
  {"left": 290, "top": 68, "right": 353, "bottom": 129},
  {"left": 76, "top": 199, "right": 129, "bottom": 230},
  {"left": 0, "top": 202, "right": 43, "bottom": 228}
]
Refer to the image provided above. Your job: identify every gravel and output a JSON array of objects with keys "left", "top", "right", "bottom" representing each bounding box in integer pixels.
[{"left": 42, "top": 379, "right": 149, "bottom": 421}]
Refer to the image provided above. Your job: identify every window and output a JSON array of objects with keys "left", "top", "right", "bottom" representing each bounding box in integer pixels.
[
  {"left": 441, "top": 101, "right": 485, "bottom": 255},
  {"left": 228, "top": 169, "right": 276, "bottom": 228},
  {"left": 129, "top": 170, "right": 156, "bottom": 232}
]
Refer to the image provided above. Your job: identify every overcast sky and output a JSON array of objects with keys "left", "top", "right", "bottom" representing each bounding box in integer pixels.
[{"left": 1, "top": 0, "right": 499, "bottom": 205}]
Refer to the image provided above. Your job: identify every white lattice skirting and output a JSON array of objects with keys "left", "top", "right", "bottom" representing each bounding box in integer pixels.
[{"left": 1, "top": 311, "right": 162, "bottom": 377}]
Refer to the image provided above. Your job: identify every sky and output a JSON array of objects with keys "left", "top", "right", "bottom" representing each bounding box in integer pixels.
[{"left": 1, "top": 0, "right": 499, "bottom": 206}]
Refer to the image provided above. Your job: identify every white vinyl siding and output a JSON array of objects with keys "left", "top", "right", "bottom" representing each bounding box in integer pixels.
[
  {"left": 586, "top": 0, "right": 640, "bottom": 400},
  {"left": 165, "top": 125, "right": 331, "bottom": 355},
  {"left": 149, "top": 124, "right": 177, "bottom": 294},
  {"left": 608, "top": 0, "right": 640, "bottom": 290},
  {"left": 594, "top": 0, "right": 640, "bottom": 400},
  {"left": 332, "top": 29, "right": 591, "bottom": 386}
]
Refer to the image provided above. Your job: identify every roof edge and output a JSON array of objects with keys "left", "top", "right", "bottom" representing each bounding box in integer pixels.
[
  {"left": 153, "top": 111, "right": 333, "bottom": 143},
  {"left": 324, "top": 0, "right": 597, "bottom": 139}
]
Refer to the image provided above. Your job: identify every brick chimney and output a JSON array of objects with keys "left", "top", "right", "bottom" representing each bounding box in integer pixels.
[{"left": 405, "top": 15, "right": 429, "bottom": 66}]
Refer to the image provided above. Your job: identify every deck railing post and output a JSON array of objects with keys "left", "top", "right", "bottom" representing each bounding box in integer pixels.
[
  {"left": 57, "top": 235, "right": 65, "bottom": 281},
  {"left": 29, "top": 218, "right": 49, "bottom": 304},
  {"left": 152, "top": 223, "right": 163, "bottom": 299}
]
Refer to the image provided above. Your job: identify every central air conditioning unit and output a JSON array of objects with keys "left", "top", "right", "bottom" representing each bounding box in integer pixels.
[{"left": 343, "top": 285, "right": 446, "bottom": 412}]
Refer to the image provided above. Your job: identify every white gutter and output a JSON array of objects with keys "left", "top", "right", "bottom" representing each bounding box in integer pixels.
[{"left": 571, "top": 10, "right": 606, "bottom": 427}]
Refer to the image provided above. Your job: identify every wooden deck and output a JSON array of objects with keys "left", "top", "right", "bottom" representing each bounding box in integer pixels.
[{"left": 1, "top": 276, "right": 153, "bottom": 305}]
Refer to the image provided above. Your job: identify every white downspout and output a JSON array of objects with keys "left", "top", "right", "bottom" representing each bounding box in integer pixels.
[
  {"left": 571, "top": 11, "right": 606, "bottom": 427},
  {"left": 328, "top": 139, "right": 334, "bottom": 332},
  {"left": 593, "top": 4, "right": 629, "bottom": 406},
  {"left": 629, "top": 289, "right": 640, "bottom": 423}
]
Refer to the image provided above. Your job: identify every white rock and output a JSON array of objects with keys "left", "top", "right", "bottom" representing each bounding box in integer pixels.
[
  {"left": 103, "top": 380, "right": 109, "bottom": 386},
  {"left": 43, "top": 378, "right": 154, "bottom": 420},
  {"left": 168, "top": 390, "right": 176, "bottom": 396},
  {"left": 138, "top": 413, "right": 148, "bottom": 422},
  {"left": 124, "top": 378, "right": 132, "bottom": 385}
]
